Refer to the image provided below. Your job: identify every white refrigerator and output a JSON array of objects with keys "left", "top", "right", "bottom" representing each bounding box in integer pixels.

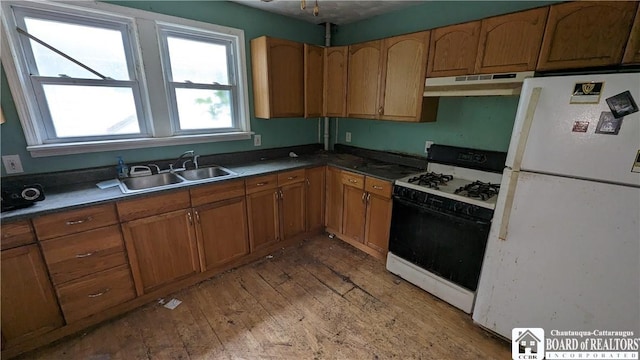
[{"left": 473, "top": 73, "right": 640, "bottom": 339}]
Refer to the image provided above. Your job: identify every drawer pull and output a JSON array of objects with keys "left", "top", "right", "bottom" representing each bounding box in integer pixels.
[
  {"left": 75, "top": 252, "right": 95, "bottom": 258},
  {"left": 287, "top": 176, "right": 297, "bottom": 180},
  {"left": 66, "top": 217, "right": 93, "bottom": 226},
  {"left": 256, "top": 182, "right": 268, "bottom": 186},
  {"left": 373, "top": 185, "right": 383, "bottom": 190},
  {"left": 88, "top": 288, "right": 110, "bottom": 298},
  {"left": 349, "top": 179, "right": 358, "bottom": 183}
]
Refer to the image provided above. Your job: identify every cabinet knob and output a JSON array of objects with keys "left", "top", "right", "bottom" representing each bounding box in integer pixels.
[
  {"left": 349, "top": 179, "right": 358, "bottom": 183},
  {"left": 287, "top": 176, "right": 297, "bottom": 180},
  {"left": 256, "top": 182, "right": 267, "bottom": 186}
]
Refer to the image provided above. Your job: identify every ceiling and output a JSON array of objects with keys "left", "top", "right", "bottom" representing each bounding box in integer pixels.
[{"left": 230, "top": 0, "right": 426, "bottom": 25}]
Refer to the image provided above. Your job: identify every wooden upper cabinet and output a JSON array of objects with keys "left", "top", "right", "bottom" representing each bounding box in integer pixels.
[
  {"left": 323, "top": 46, "right": 348, "bottom": 117},
  {"left": 623, "top": 5, "right": 640, "bottom": 64},
  {"left": 251, "top": 36, "right": 304, "bottom": 118},
  {"left": 427, "top": 21, "right": 481, "bottom": 77},
  {"left": 347, "top": 40, "right": 382, "bottom": 119},
  {"left": 475, "top": 7, "right": 549, "bottom": 73},
  {"left": 379, "top": 31, "right": 434, "bottom": 122},
  {"left": 304, "top": 44, "right": 324, "bottom": 118},
  {"left": 537, "top": 1, "right": 638, "bottom": 71}
]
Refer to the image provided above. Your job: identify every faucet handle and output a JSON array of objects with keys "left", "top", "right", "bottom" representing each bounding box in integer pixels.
[
  {"left": 193, "top": 155, "right": 200, "bottom": 169},
  {"left": 147, "top": 164, "right": 161, "bottom": 174}
]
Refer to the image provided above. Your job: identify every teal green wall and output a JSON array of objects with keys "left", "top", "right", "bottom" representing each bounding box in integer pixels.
[
  {"left": 329, "top": 0, "right": 558, "bottom": 155},
  {"left": 337, "top": 97, "right": 520, "bottom": 155},
  {"left": 1, "top": 1, "right": 325, "bottom": 176}
]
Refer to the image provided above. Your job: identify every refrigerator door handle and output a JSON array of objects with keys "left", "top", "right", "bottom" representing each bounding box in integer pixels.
[
  {"left": 499, "top": 170, "right": 520, "bottom": 241},
  {"left": 512, "top": 87, "right": 542, "bottom": 171}
]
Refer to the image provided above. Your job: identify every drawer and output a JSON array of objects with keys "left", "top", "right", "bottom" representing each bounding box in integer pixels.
[
  {"left": 1, "top": 220, "right": 35, "bottom": 250},
  {"left": 341, "top": 171, "right": 365, "bottom": 189},
  {"left": 40, "top": 225, "right": 127, "bottom": 285},
  {"left": 33, "top": 204, "right": 119, "bottom": 240},
  {"left": 277, "top": 169, "right": 305, "bottom": 187},
  {"left": 245, "top": 174, "right": 278, "bottom": 194},
  {"left": 117, "top": 190, "right": 190, "bottom": 222},
  {"left": 56, "top": 264, "right": 136, "bottom": 324},
  {"left": 365, "top": 177, "right": 392, "bottom": 199},
  {"left": 190, "top": 179, "right": 245, "bottom": 207}
]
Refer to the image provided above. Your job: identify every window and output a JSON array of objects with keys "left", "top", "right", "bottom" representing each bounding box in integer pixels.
[{"left": 1, "top": 1, "right": 250, "bottom": 156}]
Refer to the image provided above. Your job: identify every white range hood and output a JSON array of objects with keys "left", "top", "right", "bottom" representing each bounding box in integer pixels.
[{"left": 424, "top": 71, "right": 534, "bottom": 97}]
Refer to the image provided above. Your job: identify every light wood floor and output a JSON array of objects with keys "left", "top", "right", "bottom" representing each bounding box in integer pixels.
[{"left": 21, "top": 235, "right": 510, "bottom": 359}]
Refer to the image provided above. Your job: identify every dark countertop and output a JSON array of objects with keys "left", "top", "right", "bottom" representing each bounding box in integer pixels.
[{"left": 1, "top": 152, "right": 423, "bottom": 223}]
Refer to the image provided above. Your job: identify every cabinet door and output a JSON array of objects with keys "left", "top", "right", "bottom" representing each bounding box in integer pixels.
[
  {"left": 251, "top": 36, "right": 304, "bottom": 118},
  {"left": 342, "top": 185, "right": 366, "bottom": 243},
  {"left": 427, "top": 21, "right": 481, "bottom": 77},
  {"left": 1, "top": 245, "right": 64, "bottom": 346},
  {"left": 305, "top": 44, "right": 324, "bottom": 118},
  {"left": 195, "top": 197, "right": 249, "bottom": 271},
  {"left": 247, "top": 189, "right": 280, "bottom": 251},
  {"left": 364, "top": 194, "right": 393, "bottom": 254},
  {"left": 325, "top": 166, "right": 343, "bottom": 232},
  {"left": 323, "top": 46, "right": 348, "bottom": 117},
  {"left": 379, "top": 31, "right": 430, "bottom": 122},
  {"left": 280, "top": 182, "right": 306, "bottom": 241},
  {"left": 623, "top": 5, "right": 640, "bottom": 64},
  {"left": 347, "top": 40, "right": 382, "bottom": 119},
  {"left": 475, "top": 7, "right": 548, "bottom": 73},
  {"left": 306, "top": 166, "right": 325, "bottom": 232},
  {"left": 122, "top": 209, "right": 199, "bottom": 295},
  {"left": 537, "top": 1, "right": 638, "bottom": 70}
]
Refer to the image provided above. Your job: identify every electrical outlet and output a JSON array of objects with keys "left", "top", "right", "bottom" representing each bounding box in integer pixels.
[
  {"left": 345, "top": 132, "right": 352, "bottom": 143},
  {"left": 254, "top": 134, "right": 262, "bottom": 146},
  {"left": 424, "top": 140, "right": 434, "bottom": 154},
  {"left": 2, "top": 154, "right": 24, "bottom": 174}
]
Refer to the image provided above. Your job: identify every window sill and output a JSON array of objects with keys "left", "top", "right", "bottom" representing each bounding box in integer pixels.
[{"left": 27, "top": 132, "right": 253, "bottom": 157}]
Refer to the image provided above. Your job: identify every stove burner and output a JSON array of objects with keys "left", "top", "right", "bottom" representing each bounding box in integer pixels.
[
  {"left": 407, "top": 172, "right": 453, "bottom": 190},
  {"left": 454, "top": 181, "right": 500, "bottom": 200}
]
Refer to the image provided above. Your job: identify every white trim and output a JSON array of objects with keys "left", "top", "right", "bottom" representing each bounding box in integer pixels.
[
  {"left": 1, "top": 0, "right": 251, "bottom": 156},
  {"left": 27, "top": 132, "right": 253, "bottom": 157}
]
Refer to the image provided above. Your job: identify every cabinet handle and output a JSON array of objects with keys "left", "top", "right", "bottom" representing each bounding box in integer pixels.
[
  {"left": 378, "top": 107, "right": 383, "bottom": 114},
  {"left": 361, "top": 192, "right": 366, "bottom": 202},
  {"left": 88, "top": 288, "right": 110, "bottom": 298},
  {"left": 287, "top": 176, "right": 297, "bottom": 180},
  {"left": 195, "top": 210, "right": 201, "bottom": 223},
  {"left": 349, "top": 179, "right": 358, "bottom": 183},
  {"left": 373, "top": 185, "right": 383, "bottom": 190},
  {"left": 366, "top": 193, "right": 371, "bottom": 203},
  {"left": 66, "top": 217, "right": 93, "bottom": 225},
  {"left": 306, "top": 178, "right": 310, "bottom": 186},
  {"left": 75, "top": 252, "right": 94, "bottom": 258},
  {"left": 275, "top": 190, "right": 280, "bottom": 199},
  {"left": 187, "top": 211, "right": 193, "bottom": 225},
  {"left": 256, "top": 182, "right": 268, "bottom": 186},
  {"left": 279, "top": 190, "right": 284, "bottom": 199}
]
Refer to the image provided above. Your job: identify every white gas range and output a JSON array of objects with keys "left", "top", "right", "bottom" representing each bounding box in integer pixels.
[{"left": 386, "top": 145, "right": 506, "bottom": 314}]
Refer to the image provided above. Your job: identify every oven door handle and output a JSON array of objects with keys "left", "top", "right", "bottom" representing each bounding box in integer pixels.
[{"left": 393, "top": 197, "right": 490, "bottom": 227}]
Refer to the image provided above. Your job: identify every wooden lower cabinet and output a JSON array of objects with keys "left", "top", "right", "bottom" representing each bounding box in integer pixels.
[
  {"left": 342, "top": 185, "right": 367, "bottom": 243},
  {"left": 247, "top": 188, "right": 280, "bottom": 251},
  {"left": 305, "top": 166, "right": 325, "bottom": 232},
  {"left": 122, "top": 209, "right": 200, "bottom": 295},
  {"left": 280, "top": 181, "right": 306, "bottom": 241},
  {"left": 364, "top": 193, "right": 393, "bottom": 254},
  {"left": 325, "top": 166, "right": 343, "bottom": 232},
  {"left": 1, "top": 245, "right": 64, "bottom": 347},
  {"left": 195, "top": 197, "right": 249, "bottom": 271}
]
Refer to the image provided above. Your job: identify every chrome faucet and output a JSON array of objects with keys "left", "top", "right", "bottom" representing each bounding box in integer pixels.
[{"left": 170, "top": 150, "right": 195, "bottom": 172}]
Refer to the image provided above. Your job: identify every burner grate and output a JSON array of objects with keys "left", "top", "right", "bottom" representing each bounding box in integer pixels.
[
  {"left": 407, "top": 172, "right": 453, "bottom": 190},
  {"left": 454, "top": 181, "right": 500, "bottom": 200}
]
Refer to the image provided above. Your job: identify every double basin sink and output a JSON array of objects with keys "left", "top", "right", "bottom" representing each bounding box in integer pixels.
[{"left": 119, "top": 166, "right": 237, "bottom": 194}]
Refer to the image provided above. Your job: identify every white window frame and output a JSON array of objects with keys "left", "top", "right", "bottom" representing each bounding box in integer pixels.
[{"left": 1, "top": 1, "right": 251, "bottom": 157}]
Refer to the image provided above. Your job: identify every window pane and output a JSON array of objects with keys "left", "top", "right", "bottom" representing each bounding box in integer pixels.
[
  {"left": 175, "top": 88, "right": 232, "bottom": 130},
  {"left": 167, "top": 36, "right": 229, "bottom": 84},
  {"left": 24, "top": 17, "right": 129, "bottom": 80},
  {"left": 43, "top": 85, "right": 140, "bottom": 137}
]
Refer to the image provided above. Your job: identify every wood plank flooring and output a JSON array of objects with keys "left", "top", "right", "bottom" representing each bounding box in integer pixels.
[{"left": 20, "top": 235, "right": 510, "bottom": 359}]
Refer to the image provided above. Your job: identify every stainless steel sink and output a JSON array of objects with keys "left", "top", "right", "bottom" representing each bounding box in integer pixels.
[
  {"left": 120, "top": 173, "right": 184, "bottom": 192},
  {"left": 177, "top": 166, "right": 235, "bottom": 181}
]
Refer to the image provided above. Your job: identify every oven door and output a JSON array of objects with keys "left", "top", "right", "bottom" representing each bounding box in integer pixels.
[{"left": 388, "top": 196, "right": 491, "bottom": 291}]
